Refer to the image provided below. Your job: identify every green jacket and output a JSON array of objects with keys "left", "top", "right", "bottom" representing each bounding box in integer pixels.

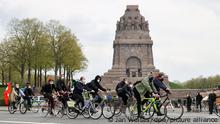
[{"left": 135, "top": 77, "right": 156, "bottom": 96}]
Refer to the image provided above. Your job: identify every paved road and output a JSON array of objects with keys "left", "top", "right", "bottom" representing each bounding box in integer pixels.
[{"left": 0, "top": 106, "right": 220, "bottom": 124}]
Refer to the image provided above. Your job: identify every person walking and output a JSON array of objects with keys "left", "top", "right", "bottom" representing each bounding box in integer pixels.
[
  {"left": 208, "top": 90, "right": 216, "bottom": 114},
  {"left": 186, "top": 94, "right": 192, "bottom": 112},
  {"left": 196, "top": 92, "right": 203, "bottom": 112}
]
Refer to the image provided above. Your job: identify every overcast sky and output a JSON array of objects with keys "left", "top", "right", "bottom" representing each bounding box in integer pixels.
[{"left": 0, "top": 0, "right": 220, "bottom": 82}]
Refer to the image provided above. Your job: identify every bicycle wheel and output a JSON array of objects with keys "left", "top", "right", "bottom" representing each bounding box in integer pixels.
[
  {"left": 153, "top": 104, "right": 166, "bottom": 122},
  {"left": 31, "top": 101, "right": 40, "bottom": 113},
  {"left": 82, "top": 108, "right": 90, "bottom": 119},
  {"left": 102, "top": 101, "right": 114, "bottom": 119},
  {"left": 142, "top": 104, "right": 155, "bottom": 120},
  {"left": 19, "top": 101, "right": 27, "bottom": 114},
  {"left": 127, "top": 101, "right": 138, "bottom": 120},
  {"left": 113, "top": 101, "right": 122, "bottom": 117},
  {"left": 66, "top": 107, "right": 79, "bottom": 119},
  {"left": 8, "top": 102, "right": 16, "bottom": 114},
  {"left": 39, "top": 101, "right": 49, "bottom": 117},
  {"left": 164, "top": 101, "right": 184, "bottom": 120},
  {"left": 88, "top": 102, "right": 103, "bottom": 120},
  {"left": 54, "top": 101, "right": 64, "bottom": 118}
]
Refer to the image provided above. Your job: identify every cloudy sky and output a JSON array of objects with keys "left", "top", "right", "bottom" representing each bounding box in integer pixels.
[{"left": 0, "top": 0, "right": 220, "bottom": 82}]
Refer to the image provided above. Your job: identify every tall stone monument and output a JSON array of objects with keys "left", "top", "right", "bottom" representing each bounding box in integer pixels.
[{"left": 101, "top": 5, "right": 159, "bottom": 89}]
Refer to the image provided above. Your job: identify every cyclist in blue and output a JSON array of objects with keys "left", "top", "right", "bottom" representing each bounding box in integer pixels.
[{"left": 71, "top": 76, "right": 90, "bottom": 109}]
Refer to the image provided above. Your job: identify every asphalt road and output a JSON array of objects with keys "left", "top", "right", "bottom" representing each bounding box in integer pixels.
[{"left": 0, "top": 107, "right": 220, "bottom": 124}]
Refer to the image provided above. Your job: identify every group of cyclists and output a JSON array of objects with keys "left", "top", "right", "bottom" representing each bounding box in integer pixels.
[
  {"left": 10, "top": 82, "right": 34, "bottom": 111},
  {"left": 9, "top": 72, "right": 171, "bottom": 119}
]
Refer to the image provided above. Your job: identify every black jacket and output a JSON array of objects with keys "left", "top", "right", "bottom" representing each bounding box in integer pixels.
[
  {"left": 208, "top": 93, "right": 216, "bottom": 102},
  {"left": 56, "top": 79, "right": 67, "bottom": 91},
  {"left": 41, "top": 84, "right": 57, "bottom": 94},
  {"left": 24, "top": 88, "right": 34, "bottom": 96},
  {"left": 186, "top": 96, "right": 192, "bottom": 105},
  {"left": 73, "top": 81, "right": 91, "bottom": 95},
  {"left": 86, "top": 75, "right": 106, "bottom": 93},
  {"left": 116, "top": 81, "right": 133, "bottom": 97},
  {"left": 196, "top": 94, "right": 203, "bottom": 103}
]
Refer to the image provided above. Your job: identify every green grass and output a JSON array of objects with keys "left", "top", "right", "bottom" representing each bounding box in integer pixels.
[{"left": 0, "top": 85, "right": 7, "bottom": 106}]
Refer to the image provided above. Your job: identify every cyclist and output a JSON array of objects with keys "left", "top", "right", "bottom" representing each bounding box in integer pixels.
[
  {"left": 56, "top": 77, "right": 68, "bottom": 108},
  {"left": 10, "top": 83, "right": 24, "bottom": 109},
  {"left": 86, "top": 75, "right": 107, "bottom": 103},
  {"left": 116, "top": 78, "right": 133, "bottom": 106},
  {"left": 23, "top": 82, "right": 34, "bottom": 110},
  {"left": 153, "top": 72, "right": 170, "bottom": 94},
  {"left": 71, "top": 76, "right": 90, "bottom": 109},
  {"left": 133, "top": 72, "right": 162, "bottom": 118},
  {"left": 41, "top": 79, "right": 57, "bottom": 114}
]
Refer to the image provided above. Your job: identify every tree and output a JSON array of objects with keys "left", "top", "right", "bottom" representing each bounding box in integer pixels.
[{"left": 0, "top": 18, "right": 87, "bottom": 86}]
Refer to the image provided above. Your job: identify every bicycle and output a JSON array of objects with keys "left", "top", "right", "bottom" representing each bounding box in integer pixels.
[
  {"left": 40, "top": 93, "right": 64, "bottom": 118},
  {"left": 8, "top": 96, "right": 23, "bottom": 114},
  {"left": 19, "top": 96, "right": 41, "bottom": 114},
  {"left": 88, "top": 91, "right": 115, "bottom": 120},
  {"left": 130, "top": 93, "right": 184, "bottom": 121},
  {"left": 66, "top": 91, "right": 98, "bottom": 119},
  {"left": 113, "top": 96, "right": 137, "bottom": 118}
]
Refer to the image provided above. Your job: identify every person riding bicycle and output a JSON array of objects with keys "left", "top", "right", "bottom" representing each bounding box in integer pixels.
[
  {"left": 23, "top": 82, "right": 34, "bottom": 110},
  {"left": 116, "top": 78, "right": 133, "bottom": 106},
  {"left": 10, "top": 83, "right": 24, "bottom": 109},
  {"left": 41, "top": 79, "right": 57, "bottom": 114},
  {"left": 153, "top": 72, "right": 170, "bottom": 95},
  {"left": 152, "top": 72, "right": 171, "bottom": 115},
  {"left": 86, "top": 75, "right": 107, "bottom": 103},
  {"left": 56, "top": 77, "right": 68, "bottom": 108},
  {"left": 71, "top": 76, "right": 91, "bottom": 109},
  {"left": 133, "top": 72, "right": 158, "bottom": 118}
]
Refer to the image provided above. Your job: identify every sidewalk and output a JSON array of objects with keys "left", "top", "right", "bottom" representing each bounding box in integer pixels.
[{"left": 0, "top": 106, "right": 8, "bottom": 111}]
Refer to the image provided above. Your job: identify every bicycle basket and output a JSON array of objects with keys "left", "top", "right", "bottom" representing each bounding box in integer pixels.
[{"left": 67, "top": 100, "right": 76, "bottom": 108}]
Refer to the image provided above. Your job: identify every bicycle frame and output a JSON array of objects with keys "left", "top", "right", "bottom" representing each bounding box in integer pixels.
[
  {"left": 142, "top": 93, "right": 174, "bottom": 113},
  {"left": 142, "top": 97, "right": 159, "bottom": 113}
]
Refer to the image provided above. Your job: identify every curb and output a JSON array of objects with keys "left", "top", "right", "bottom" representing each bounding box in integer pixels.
[{"left": 0, "top": 106, "right": 8, "bottom": 111}]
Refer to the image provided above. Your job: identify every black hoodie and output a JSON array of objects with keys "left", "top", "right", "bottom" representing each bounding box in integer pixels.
[{"left": 87, "top": 75, "right": 106, "bottom": 93}]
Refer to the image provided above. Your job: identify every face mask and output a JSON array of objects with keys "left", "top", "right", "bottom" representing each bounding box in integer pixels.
[
  {"left": 82, "top": 80, "right": 86, "bottom": 83},
  {"left": 130, "top": 84, "right": 133, "bottom": 88},
  {"left": 97, "top": 79, "right": 100, "bottom": 83},
  {"left": 50, "top": 81, "right": 54, "bottom": 84}
]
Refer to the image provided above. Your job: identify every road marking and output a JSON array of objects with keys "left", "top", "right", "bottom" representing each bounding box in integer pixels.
[{"left": 0, "top": 120, "right": 60, "bottom": 124}]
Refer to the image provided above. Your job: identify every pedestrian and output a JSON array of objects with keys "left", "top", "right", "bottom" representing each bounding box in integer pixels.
[
  {"left": 196, "top": 92, "right": 203, "bottom": 112},
  {"left": 208, "top": 90, "right": 216, "bottom": 114},
  {"left": 186, "top": 94, "right": 192, "bottom": 112}
]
